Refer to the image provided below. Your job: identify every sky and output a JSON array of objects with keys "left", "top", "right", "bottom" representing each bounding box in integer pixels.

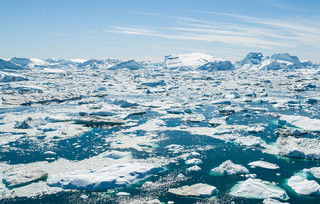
[{"left": 0, "top": 0, "right": 319, "bottom": 62}]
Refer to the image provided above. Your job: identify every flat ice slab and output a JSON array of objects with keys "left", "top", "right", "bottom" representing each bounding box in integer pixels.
[
  {"left": 248, "top": 161, "right": 280, "bottom": 170},
  {"left": 230, "top": 178, "right": 289, "bottom": 200},
  {"left": 168, "top": 183, "right": 217, "bottom": 197},
  {"left": 3, "top": 168, "right": 48, "bottom": 188},
  {"left": 280, "top": 115, "right": 320, "bottom": 132},
  {"left": 47, "top": 163, "right": 164, "bottom": 190},
  {"left": 287, "top": 175, "right": 320, "bottom": 196}
]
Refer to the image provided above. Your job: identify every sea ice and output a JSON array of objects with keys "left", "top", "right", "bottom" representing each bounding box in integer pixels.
[
  {"left": 168, "top": 183, "right": 217, "bottom": 197},
  {"left": 248, "top": 161, "right": 280, "bottom": 170},
  {"left": 230, "top": 178, "right": 289, "bottom": 200},
  {"left": 303, "top": 167, "right": 320, "bottom": 179},
  {"left": 210, "top": 160, "right": 249, "bottom": 175},
  {"left": 47, "top": 163, "right": 164, "bottom": 190},
  {"left": 3, "top": 168, "right": 48, "bottom": 188},
  {"left": 287, "top": 175, "right": 320, "bottom": 196}
]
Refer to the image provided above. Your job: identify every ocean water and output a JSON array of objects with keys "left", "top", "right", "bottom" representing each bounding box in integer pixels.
[{"left": 1, "top": 101, "right": 320, "bottom": 204}]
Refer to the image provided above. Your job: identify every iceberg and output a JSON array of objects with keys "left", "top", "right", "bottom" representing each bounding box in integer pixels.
[
  {"left": 287, "top": 175, "right": 320, "bottom": 196},
  {"left": 47, "top": 163, "right": 164, "bottom": 190},
  {"left": 168, "top": 183, "right": 217, "bottom": 197},
  {"left": 230, "top": 178, "right": 289, "bottom": 200},
  {"left": 248, "top": 161, "right": 280, "bottom": 170},
  {"left": 210, "top": 160, "right": 249, "bottom": 175},
  {"left": 3, "top": 168, "right": 48, "bottom": 188},
  {"left": 276, "top": 136, "right": 320, "bottom": 160}
]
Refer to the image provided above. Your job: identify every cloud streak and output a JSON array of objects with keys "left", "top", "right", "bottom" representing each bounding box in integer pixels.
[{"left": 105, "top": 11, "right": 320, "bottom": 50}]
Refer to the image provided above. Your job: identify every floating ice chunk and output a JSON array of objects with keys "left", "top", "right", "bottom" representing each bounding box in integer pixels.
[
  {"left": 116, "top": 192, "right": 130, "bottom": 196},
  {"left": 248, "top": 161, "right": 280, "bottom": 170},
  {"left": 197, "top": 60, "right": 234, "bottom": 71},
  {"left": 0, "top": 72, "right": 28, "bottom": 82},
  {"left": 141, "top": 80, "right": 166, "bottom": 87},
  {"left": 183, "top": 114, "right": 206, "bottom": 123},
  {"left": 185, "top": 158, "right": 203, "bottom": 165},
  {"left": 187, "top": 165, "right": 201, "bottom": 172},
  {"left": 210, "top": 160, "right": 249, "bottom": 176},
  {"left": 108, "top": 60, "right": 145, "bottom": 70},
  {"left": 276, "top": 136, "right": 320, "bottom": 160},
  {"left": 164, "top": 53, "right": 217, "bottom": 69},
  {"left": 3, "top": 168, "right": 48, "bottom": 188},
  {"left": 247, "top": 126, "right": 265, "bottom": 134},
  {"left": 208, "top": 118, "right": 226, "bottom": 126},
  {"left": 166, "top": 144, "right": 184, "bottom": 153},
  {"left": 263, "top": 198, "right": 289, "bottom": 204},
  {"left": 280, "top": 115, "right": 320, "bottom": 132},
  {"left": 211, "top": 99, "right": 231, "bottom": 106},
  {"left": 101, "top": 150, "right": 131, "bottom": 159},
  {"left": 113, "top": 99, "right": 139, "bottom": 108},
  {"left": 47, "top": 163, "right": 164, "bottom": 190},
  {"left": 234, "top": 136, "right": 265, "bottom": 147},
  {"left": 168, "top": 183, "right": 217, "bottom": 198},
  {"left": 303, "top": 167, "right": 320, "bottom": 179},
  {"left": 44, "top": 114, "right": 72, "bottom": 122},
  {"left": 287, "top": 175, "right": 320, "bottom": 196},
  {"left": 230, "top": 178, "right": 289, "bottom": 200}
]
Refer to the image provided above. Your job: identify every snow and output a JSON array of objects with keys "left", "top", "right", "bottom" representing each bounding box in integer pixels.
[
  {"left": 230, "top": 178, "right": 289, "bottom": 200},
  {"left": 287, "top": 175, "right": 320, "bottom": 196},
  {"left": 168, "top": 183, "right": 217, "bottom": 197},
  {"left": 248, "top": 161, "right": 280, "bottom": 170},
  {"left": 210, "top": 160, "right": 249, "bottom": 175},
  {"left": 47, "top": 163, "right": 164, "bottom": 190}
]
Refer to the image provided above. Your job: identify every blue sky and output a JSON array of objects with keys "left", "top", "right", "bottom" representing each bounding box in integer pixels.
[{"left": 0, "top": 0, "right": 319, "bottom": 62}]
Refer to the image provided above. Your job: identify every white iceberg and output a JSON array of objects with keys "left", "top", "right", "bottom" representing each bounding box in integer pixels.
[
  {"left": 230, "top": 178, "right": 289, "bottom": 200},
  {"left": 248, "top": 161, "right": 280, "bottom": 170},
  {"left": 47, "top": 163, "right": 164, "bottom": 190},
  {"left": 276, "top": 136, "right": 320, "bottom": 160},
  {"left": 168, "top": 183, "right": 217, "bottom": 197},
  {"left": 210, "top": 160, "right": 249, "bottom": 175},
  {"left": 287, "top": 175, "right": 320, "bottom": 196},
  {"left": 303, "top": 167, "right": 320, "bottom": 179}
]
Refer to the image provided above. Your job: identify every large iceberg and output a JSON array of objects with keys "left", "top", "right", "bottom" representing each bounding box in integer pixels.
[
  {"left": 276, "top": 136, "right": 320, "bottom": 160},
  {"left": 230, "top": 178, "right": 289, "bottom": 200},
  {"left": 47, "top": 163, "right": 164, "bottom": 190},
  {"left": 287, "top": 175, "right": 320, "bottom": 196},
  {"left": 163, "top": 53, "right": 217, "bottom": 69}
]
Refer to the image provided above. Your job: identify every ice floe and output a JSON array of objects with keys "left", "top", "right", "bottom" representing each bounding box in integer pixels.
[
  {"left": 47, "top": 163, "right": 164, "bottom": 190},
  {"left": 168, "top": 183, "right": 217, "bottom": 197},
  {"left": 210, "top": 160, "right": 249, "bottom": 175},
  {"left": 230, "top": 178, "right": 289, "bottom": 200}
]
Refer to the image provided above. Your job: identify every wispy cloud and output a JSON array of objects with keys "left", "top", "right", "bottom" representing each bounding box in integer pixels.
[{"left": 105, "top": 11, "right": 320, "bottom": 50}]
